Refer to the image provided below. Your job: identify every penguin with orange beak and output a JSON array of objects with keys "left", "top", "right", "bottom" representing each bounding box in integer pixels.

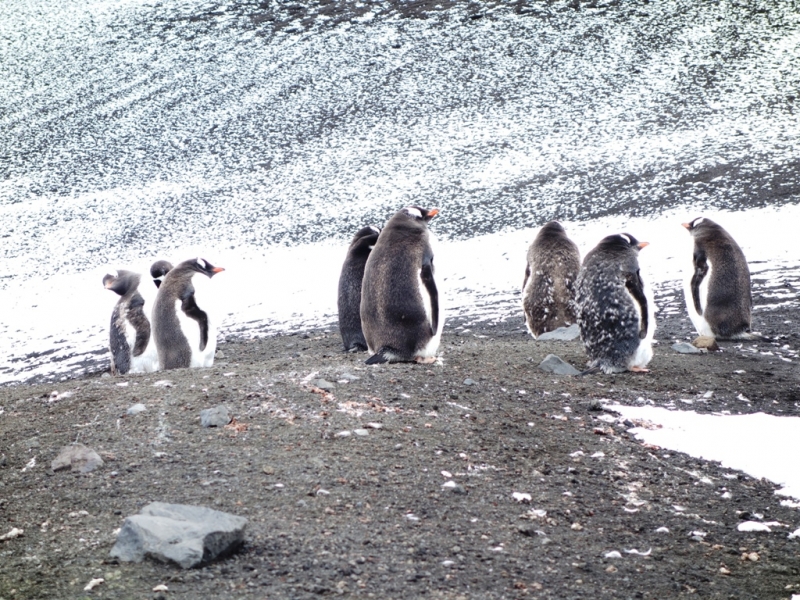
[
  {"left": 152, "top": 258, "right": 225, "bottom": 369},
  {"left": 576, "top": 233, "right": 655, "bottom": 374}
]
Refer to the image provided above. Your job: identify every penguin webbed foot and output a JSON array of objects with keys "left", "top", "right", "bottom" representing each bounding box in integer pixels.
[
  {"left": 414, "top": 356, "right": 439, "bottom": 365},
  {"left": 579, "top": 365, "right": 602, "bottom": 376},
  {"left": 628, "top": 365, "right": 650, "bottom": 373}
]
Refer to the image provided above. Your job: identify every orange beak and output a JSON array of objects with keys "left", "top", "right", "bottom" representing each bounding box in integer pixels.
[
  {"left": 681, "top": 222, "right": 691, "bottom": 230},
  {"left": 212, "top": 267, "right": 225, "bottom": 273},
  {"left": 638, "top": 241, "right": 649, "bottom": 249},
  {"left": 427, "top": 208, "right": 440, "bottom": 218}
]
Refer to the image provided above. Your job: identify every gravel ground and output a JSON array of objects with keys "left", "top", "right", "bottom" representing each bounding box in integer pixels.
[{"left": 1, "top": 280, "right": 799, "bottom": 599}]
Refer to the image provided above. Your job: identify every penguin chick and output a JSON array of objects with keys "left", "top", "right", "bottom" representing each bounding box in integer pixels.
[
  {"left": 522, "top": 221, "right": 581, "bottom": 338},
  {"left": 150, "top": 260, "right": 174, "bottom": 289},
  {"left": 103, "top": 270, "right": 159, "bottom": 374},
  {"left": 338, "top": 225, "right": 381, "bottom": 352},
  {"left": 152, "top": 258, "right": 225, "bottom": 370},
  {"left": 361, "top": 206, "right": 442, "bottom": 364},
  {"left": 682, "top": 217, "right": 752, "bottom": 339},
  {"left": 576, "top": 233, "right": 655, "bottom": 374}
]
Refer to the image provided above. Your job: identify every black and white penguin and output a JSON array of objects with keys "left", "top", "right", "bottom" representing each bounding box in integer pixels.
[
  {"left": 150, "top": 260, "right": 174, "bottom": 289},
  {"left": 682, "top": 217, "right": 752, "bottom": 339},
  {"left": 576, "top": 233, "right": 655, "bottom": 374},
  {"left": 152, "top": 258, "right": 225, "bottom": 370},
  {"left": 338, "top": 225, "right": 381, "bottom": 352},
  {"left": 522, "top": 221, "right": 581, "bottom": 338},
  {"left": 360, "top": 206, "right": 443, "bottom": 364},
  {"left": 103, "top": 270, "right": 159, "bottom": 374}
]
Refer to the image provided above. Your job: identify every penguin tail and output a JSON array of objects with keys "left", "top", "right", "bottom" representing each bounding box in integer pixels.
[
  {"left": 365, "top": 349, "right": 391, "bottom": 365},
  {"left": 579, "top": 365, "right": 602, "bottom": 376}
]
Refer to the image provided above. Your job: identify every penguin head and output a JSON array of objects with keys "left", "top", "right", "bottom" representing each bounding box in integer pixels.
[
  {"left": 192, "top": 257, "right": 225, "bottom": 279},
  {"left": 103, "top": 270, "right": 140, "bottom": 296},
  {"left": 601, "top": 233, "right": 649, "bottom": 253},
  {"left": 149, "top": 260, "right": 174, "bottom": 289},
  {"left": 401, "top": 206, "right": 439, "bottom": 223},
  {"left": 682, "top": 216, "right": 720, "bottom": 236},
  {"left": 350, "top": 225, "right": 381, "bottom": 250}
]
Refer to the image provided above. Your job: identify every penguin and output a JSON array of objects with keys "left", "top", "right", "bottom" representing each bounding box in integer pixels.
[
  {"left": 338, "top": 225, "right": 381, "bottom": 352},
  {"left": 575, "top": 233, "right": 655, "bottom": 374},
  {"left": 360, "top": 206, "right": 443, "bottom": 364},
  {"left": 103, "top": 270, "right": 159, "bottom": 374},
  {"left": 682, "top": 217, "right": 752, "bottom": 339},
  {"left": 152, "top": 257, "right": 225, "bottom": 370},
  {"left": 150, "top": 260, "right": 174, "bottom": 289},
  {"left": 522, "top": 221, "right": 581, "bottom": 338}
]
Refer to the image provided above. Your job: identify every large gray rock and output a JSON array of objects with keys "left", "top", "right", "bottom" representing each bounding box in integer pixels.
[
  {"left": 538, "top": 354, "right": 581, "bottom": 376},
  {"left": 51, "top": 444, "right": 104, "bottom": 473},
  {"left": 109, "top": 502, "right": 247, "bottom": 568},
  {"left": 200, "top": 405, "right": 230, "bottom": 428},
  {"left": 537, "top": 324, "right": 581, "bottom": 341}
]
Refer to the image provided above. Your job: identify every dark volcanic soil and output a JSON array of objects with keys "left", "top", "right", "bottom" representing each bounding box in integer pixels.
[{"left": 1, "top": 286, "right": 800, "bottom": 600}]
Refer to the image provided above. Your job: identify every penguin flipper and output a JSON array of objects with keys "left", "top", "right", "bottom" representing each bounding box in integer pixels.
[
  {"left": 128, "top": 293, "right": 152, "bottom": 357},
  {"left": 624, "top": 270, "right": 649, "bottom": 339},
  {"left": 180, "top": 287, "right": 209, "bottom": 351},
  {"left": 420, "top": 261, "right": 439, "bottom": 336},
  {"left": 522, "top": 264, "right": 531, "bottom": 292},
  {"left": 579, "top": 365, "right": 602, "bottom": 376},
  {"left": 690, "top": 249, "right": 709, "bottom": 315}
]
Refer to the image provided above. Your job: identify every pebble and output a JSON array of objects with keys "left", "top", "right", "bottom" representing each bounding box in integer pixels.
[
  {"left": 200, "top": 406, "right": 230, "bottom": 428},
  {"left": 51, "top": 444, "right": 104, "bottom": 474},
  {"left": 336, "top": 431, "right": 352, "bottom": 437},
  {"left": 537, "top": 324, "right": 580, "bottom": 341},
  {"left": 672, "top": 342, "right": 705, "bottom": 354},
  {"left": 339, "top": 373, "right": 360, "bottom": 381},
  {"left": 127, "top": 403, "right": 147, "bottom": 416},
  {"left": 0, "top": 527, "right": 24, "bottom": 541},
  {"left": 314, "top": 379, "right": 335, "bottom": 391},
  {"left": 152, "top": 380, "right": 174, "bottom": 388},
  {"left": 353, "top": 429, "right": 369, "bottom": 436},
  {"left": 463, "top": 378, "right": 476, "bottom": 386},
  {"left": 83, "top": 578, "right": 104, "bottom": 591},
  {"left": 538, "top": 354, "right": 581, "bottom": 375}
]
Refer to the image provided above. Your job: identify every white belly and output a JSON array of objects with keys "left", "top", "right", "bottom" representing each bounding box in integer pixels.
[
  {"left": 416, "top": 273, "right": 444, "bottom": 358},
  {"left": 626, "top": 277, "right": 656, "bottom": 370},
  {"left": 175, "top": 299, "right": 217, "bottom": 368},
  {"left": 123, "top": 312, "right": 159, "bottom": 374},
  {"left": 683, "top": 259, "right": 714, "bottom": 337}
]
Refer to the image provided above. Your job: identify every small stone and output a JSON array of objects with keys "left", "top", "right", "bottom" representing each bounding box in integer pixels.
[
  {"left": 215, "top": 350, "right": 225, "bottom": 359},
  {"left": 152, "top": 380, "right": 174, "bottom": 388},
  {"left": 353, "top": 429, "right": 369, "bottom": 436},
  {"left": 571, "top": 522, "right": 584, "bottom": 531},
  {"left": 719, "top": 567, "right": 731, "bottom": 575},
  {"left": 672, "top": 342, "right": 705, "bottom": 354},
  {"left": 314, "top": 379, "right": 335, "bottom": 392},
  {"left": 153, "top": 584, "right": 169, "bottom": 592},
  {"left": 262, "top": 465, "right": 275, "bottom": 475},
  {"left": 83, "top": 578, "right": 104, "bottom": 591},
  {"left": 339, "top": 373, "right": 360, "bottom": 381},
  {"left": 537, "top": 324, "right": 580, "bottom": 341},
  {"left": 463, "top": 378, "right": 477, "bottom": 386},
  {"left": 693, "top": 336, "right": 720, "bottom": 351},
  {"left": 512, "top": 492, "right": 532, "bottom": 503},
  {"left": 538, "top": 354, "right": 581, "bottom": 376},
  {"left": 336, "top": 431, "right": 352, "bottom": 437},
  {"left": 200, "top": 406, "right": 230, "bottom": 428},
  {"left": 52, "top": 444, "right": 104, "bottom": 474},
  {"left": 0, "top": 527, "right": 24, "bottom": 541},
  {"left": 127, "top": 403, "right": 147, "bottom": 416}
]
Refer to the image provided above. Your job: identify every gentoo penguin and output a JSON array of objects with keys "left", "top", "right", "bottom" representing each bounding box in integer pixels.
[
  {"left": 575, "top": 233, "right": 655, "bottom": 374},
  {"left": 152, "top": 258, "right": 225, "bottom": 370},
  {"left": 338, "top": 225, "right": 381, "bottom": 352},
  {"left": 682, "top": 217, "right": 752, "bottom": 339},
  {"left": 522, "top": 221, "right": 581, "bottom": 338},
  {"left": 360, "top": 206, "right": 443, "bottom": 364},
  {"left": 103, "top": 270, "right": 159, "bottom": 374},
  {"left": 150, "top": 260, "right": 173, "bottom": 289}
]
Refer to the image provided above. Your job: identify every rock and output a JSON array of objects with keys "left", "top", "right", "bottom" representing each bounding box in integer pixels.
[
  {"left": 200, "top": 406, "right": 230, "bottom": 428},
  {"left": 537, "top": 324, "right": 580, "bottom": 341},
  {"left": 339, "top": 373, "right": 360, "bottom": 381},
  {"left": 313, "top": 379, "right": 335, "bottom": 391},
  {"left": 353, "top": 429, "right": 369, "bottom": 436},
  {"left": 463, "top": 378, "right": 476, "bottom": 386},
  {"left": 51, "top": 444, "right": 104, "bottom": 474},
  {"left": 127, "top": 403, "right": 147, "bottom": 416},
  {"left": 538, "top": 354, "right": 581, "bottom": 376},
  {"left": 693, "top": 336, "right": 720, "bottom": 351},
  {"left": 109, "top": 502, "right": 247, "bottom": 568},
  {"left": 672, "top": 342, "right": 705, "bottom": 354}
]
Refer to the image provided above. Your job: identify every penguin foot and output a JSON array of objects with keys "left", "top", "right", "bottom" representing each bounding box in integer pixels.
[
  {"left": 414, "top": 356, "right": 439, "bottom": 365},
  {"left": 579, "top": 366, "right": 602, "bottom": 376},
  {"left": 692, "top": 336, "right": 720, "bottom": 352},
  {"left": 628, "top": 366, "right": 650, "bottom": 373}
]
